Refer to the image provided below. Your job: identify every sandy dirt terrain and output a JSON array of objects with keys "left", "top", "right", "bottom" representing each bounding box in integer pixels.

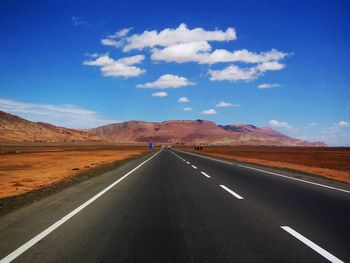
[
  {"left": 0, "top": 144, "right": 148, "bottom": 198},
  {"left": 182, "top": 146, "right": 350, "bottom": 184}
]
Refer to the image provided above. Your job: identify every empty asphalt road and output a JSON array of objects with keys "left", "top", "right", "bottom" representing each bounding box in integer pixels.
[{"left": 0, "top": 148, "right": 349, "bottom": 262}]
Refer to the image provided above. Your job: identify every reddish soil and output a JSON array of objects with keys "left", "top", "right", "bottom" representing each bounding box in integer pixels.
[
  {"left": 0, "top": 144, "right": 148, "bottom": 198},
  {"left": 183, "top": 146, "right": 350, "bottom": 184}
]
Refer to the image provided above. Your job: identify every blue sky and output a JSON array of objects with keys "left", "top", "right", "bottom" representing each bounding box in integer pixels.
[{"left": 0, "top": 0, "right": 349, "bottom": 145}]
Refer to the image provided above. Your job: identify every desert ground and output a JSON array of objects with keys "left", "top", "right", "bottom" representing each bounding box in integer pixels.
[
  {"left": 0, "top": 143, "right": 149, "bottom": 198},
  {"left": 1, "top": 144, "right": 349, "bottom": 200},
  {"left": 181, "top": 146, "right": 350, "bottom": 184}
]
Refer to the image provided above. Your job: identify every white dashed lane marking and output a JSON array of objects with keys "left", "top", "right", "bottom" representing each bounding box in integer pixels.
[
  {"left": 219, "top": 185, "right": 244, "bottom": 199},
  {"left": 281, "top": 226, "right": 344, "bottom": 263},
  {"left": 201, "top": 171, "right": 211, "bottom": 178}
]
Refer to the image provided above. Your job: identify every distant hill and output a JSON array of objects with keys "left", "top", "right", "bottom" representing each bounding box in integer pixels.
[
  {"left": 0, "top": 110, "right": 326, "bottom": 146},
  {"left": 90, "top": 120, "right": 327, "bottom": 146},
  {"left": 0, "top": 110, "right": 104, "bottom": 142}
]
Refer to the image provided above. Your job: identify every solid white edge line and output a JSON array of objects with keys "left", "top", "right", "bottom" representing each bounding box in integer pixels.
[
  {"left": 173, "top": 149, "right": 350, "bottom": 194},
  {"left": 219, "top": 185, "right": 244, "bottom": 199},
  {"left": 281, "top": 226, "right": 344, "bottom": 263},
  {"left": 201, "top": 171, "right": 211, "bottom": 178},
  {"left": 238, "top": 164, "right": 350, "bottom": 194},
  {"left": 0, "top": 150, "right": 162, "bottom": 263},
  {"left": 191, "top": 165, "right": 197, "bottom": 169}
]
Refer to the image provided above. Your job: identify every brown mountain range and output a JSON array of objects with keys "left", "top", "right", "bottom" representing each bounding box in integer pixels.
[
  {"left": 0, "top": 110, "right": 326, "bottom": 146},
  {"left": 0, "top": 110, "right": 103, "bottom": 142},
  {"left": 90, "top": 120, "right": 326, "bottom": 146}
]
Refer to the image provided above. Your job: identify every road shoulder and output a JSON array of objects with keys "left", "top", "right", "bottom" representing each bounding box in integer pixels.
[{"left": 0, "top": 150, "right": 153, "bottom": 216}]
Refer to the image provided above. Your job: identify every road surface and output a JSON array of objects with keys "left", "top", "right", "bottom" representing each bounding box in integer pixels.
[{"left": 0, "top": 148, "right": 349, "bottom": 262}]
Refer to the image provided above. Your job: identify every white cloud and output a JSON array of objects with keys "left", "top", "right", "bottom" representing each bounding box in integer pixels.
[
  {"left": 101, "top": 28, "right": 133, "bottom": 47},
  {"left": 83, "top": 54, "right": 145, "bottom": 78},
  {"left": 209, "top": 61, "right": 285, "bottom": 82},
  {"left": 72, "top": 16, "right": 88, "bottom": 26},
  {"left": 151, "top": 92, "right": 168, "bottom": 97},
  {"left": 84, "top": 52, "right": 101, "bottom": 58},
  {"left": 83, "top": 55, "right": 114, "bottom": 66},
  {"left": 216, "top": 101, "right": 240, "bottom": 107},
  {"left": 201, "top": 109, "right": 217, "bottom": 115},
  {"left": 255, "top": 61, "right": 285, "bottom": 72},
  {"left": 117, "top": 55, "right": 145, "bottom": 65},
  {"left": 178, "top": 97, "right": 189, "bottom": 103},
  {"left": 209, "top": 65, "right": 258, "bottom": 81},
  {"left": 151, "top": 41, "right": 211, "bottom": 63},
  {"left": 324, "top": 121, "right": 349, "bottom": 134},
  {"left": 308, "top": 122, "right": 317, "bottom": 127},
  {"left": 88, "top": 24, "right": 289, "bottom": 83},
  {"left": 258, "top": 83, "right": 280, "bottom": 89},
  {"left": 137, "top": 74, "right": 195, "bottom": 89},
  {"left": 112, "top": 28, "right": 133, "bottom": 38},
  {"left": 0, "top": 98, "right": 118, "bottom": 129},
  {"left": 120, "top": 23, "right": 236, "bottom": 51},
  {"left": 183, "top": 107, "right": 192, "bottom": 111},
  {"left": 101, "top": 38, "right": 123, "bottom": 47},
  {"left": 322, "top": 122, "right": 350, "bottom": 146},
  {"left": 152, "top": 45, "right": 287, "bottom": 65},
  {"left": 90, "top": 53, "right": 99, "bottom": 58},
  {"left": 269, "top": 120, "right": 292, "bottom": 130},
  {"left": 337, "top": 120, "right": 349, "bottom": 128},
  {"left": 200, "top": 48, "right": 287, "bottom": 65},
  {"left": 102, "top": 63, "right": 145, "bottom": 78}
]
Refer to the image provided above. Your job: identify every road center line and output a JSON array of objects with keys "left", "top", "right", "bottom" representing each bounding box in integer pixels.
[
  {"left": 174, "top": 149, "right": 234, "bottom": 165},
  {"left": 173, "top": 149, "right": 350, "bottom": 194},
  {"left": 281, "top": 226, "right": 344, "bottom": 263},
  {"left": 219, "top": 185, "right": 244, "bottom": 199},
  {"left": 0, "top": 150, "right": 162, "bottom": 263},
  {"left": 191, "top": 165, "right": 198, "bottom": 169},
  {"left": 201, "top": 171, "right": 211, "bottom": 178}
]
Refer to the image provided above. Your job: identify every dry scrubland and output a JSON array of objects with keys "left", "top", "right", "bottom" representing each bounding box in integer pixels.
[
  {"left": 183, "top": 146, "right": 350, "bottom": 184},
  {"left": 0, "top": 143, "right": 148, "bottom": 198}
]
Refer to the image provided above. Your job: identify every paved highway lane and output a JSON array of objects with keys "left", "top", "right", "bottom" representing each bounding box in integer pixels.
[
  {"left": 0, "top": 148, "right": 349, "bottom": 262},
  {"left": 171, "top": 149, "right": 350, "bottom": 262}
]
